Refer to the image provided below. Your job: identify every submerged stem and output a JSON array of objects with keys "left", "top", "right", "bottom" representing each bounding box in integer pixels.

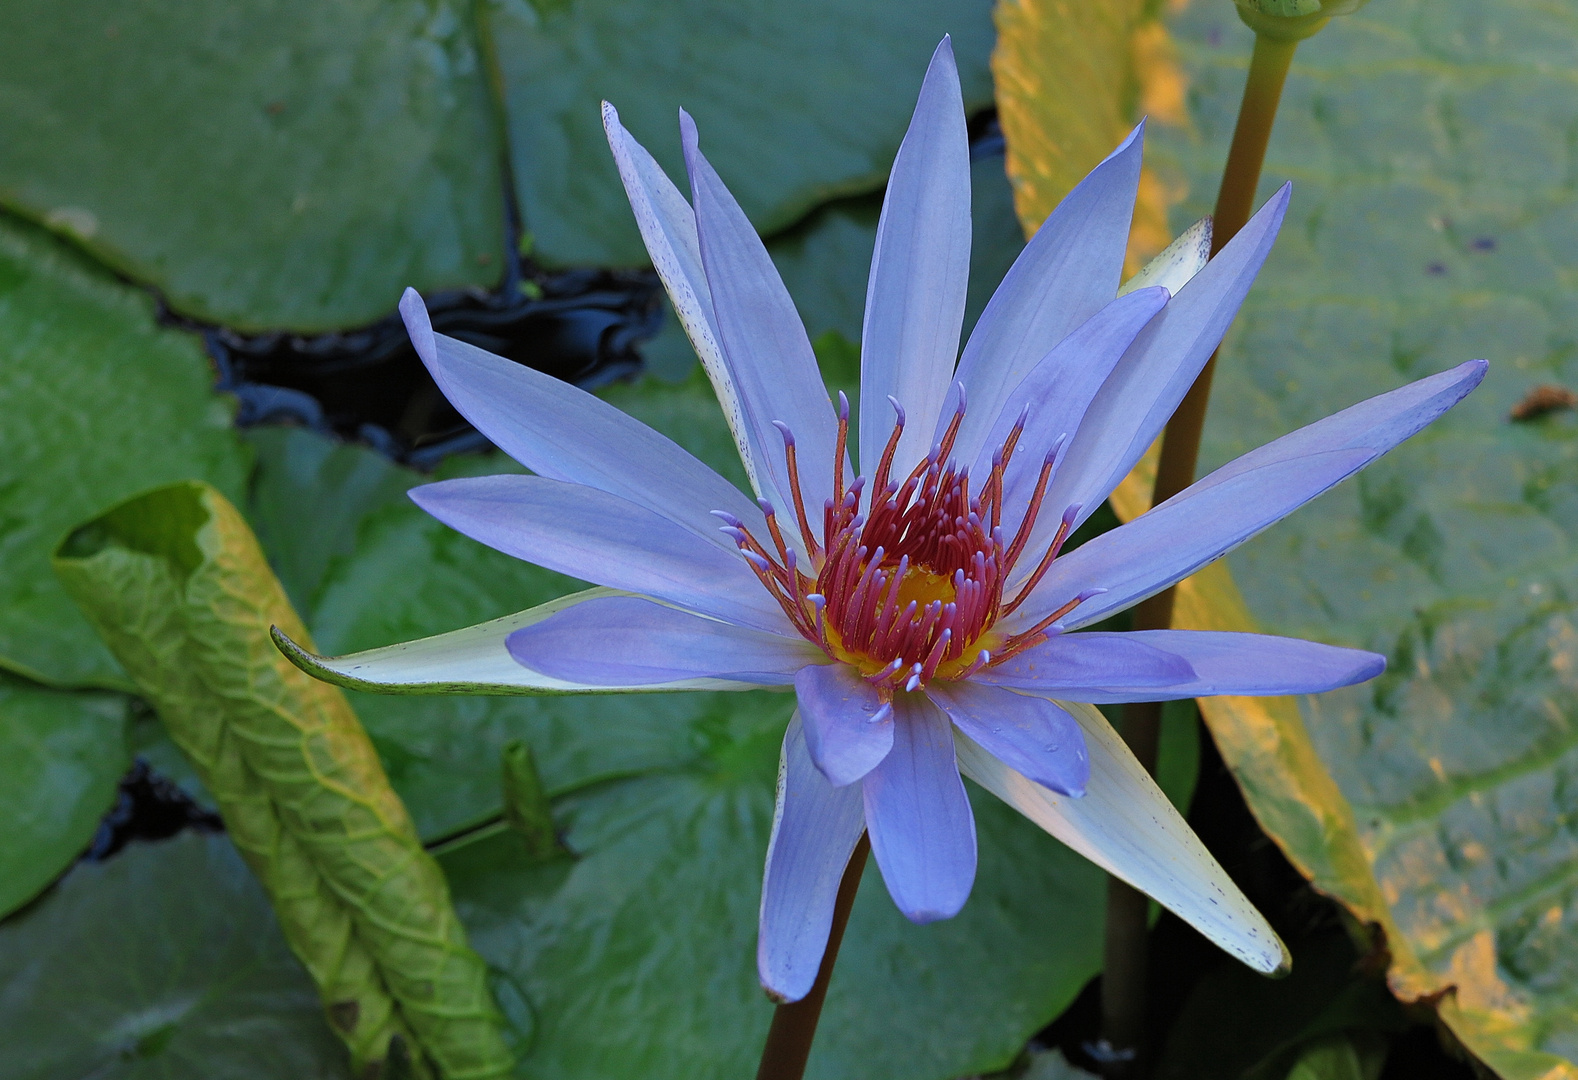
[
  {"left": 755, "top": 834, "right": 870, "bottom": 1080},
  {"left": 1097, "top": 30, "right": 1299, "bottom": 1079}
]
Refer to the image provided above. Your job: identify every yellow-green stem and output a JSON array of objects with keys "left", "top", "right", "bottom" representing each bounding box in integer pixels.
[{"left": 1097, "top": 30, "right": 1299, "bottom": 1079}]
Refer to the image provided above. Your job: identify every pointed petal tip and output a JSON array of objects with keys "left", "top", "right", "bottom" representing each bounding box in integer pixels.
[
  {"left": 399, "top": 288, "right": 436, "bottom": 366},
  {"left": 270, "top": 625, "right": 343, "bottom": 688}
]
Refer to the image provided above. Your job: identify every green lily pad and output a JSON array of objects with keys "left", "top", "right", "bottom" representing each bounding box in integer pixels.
[
  {"left": 440, "top": 717, "right": 1114, "bottom": 1080},
  {"left": 1132, "top": 1, "right": 1578, "bottom": 1074},
  {"left": 0, "top": 215, "right": 248, "bottom": 691},
  {"left": 481, "top": 0, "right": 997, "bottom": 267},
  {"left": 0, "top": 0, "right": 504, "bottom": 332},
  {"left": 0, "top": 673, "right": 130, "bottom": 919},
  {"left": 0, "top": 832, "right": 350, "bottom": 1079}
]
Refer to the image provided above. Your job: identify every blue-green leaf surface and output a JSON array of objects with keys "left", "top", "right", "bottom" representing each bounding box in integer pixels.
[
  {"left": 0, "top": 216, "right": 248, "bottom": 690},
  {"left": 0, "top": 0, "right": 505, "bottom": 331},
  {"left": 0, "top": 833, "right": 349, "bottom": 1079},
  {"left": 481, "top": 0, "right": 998, "bottom": 267},
  {"left": 0, "top": 674, "right": 130, "bottom": 919}
]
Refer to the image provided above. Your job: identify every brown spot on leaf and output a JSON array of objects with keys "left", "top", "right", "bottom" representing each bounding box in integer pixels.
[{"left": 1509, "top": 384, "right": 1578, "bottom": 422}]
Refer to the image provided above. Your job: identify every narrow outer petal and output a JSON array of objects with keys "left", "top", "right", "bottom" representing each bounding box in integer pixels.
[
  {"left": 602, "top": 104, "right": 767, "bottom": 498},
  {"left": 1016, "top": 357, "right": 1486, "bottom": 631},
  {"left": 973, "top": 287, "right": 1169, "bottom": 523},
  {"left": 981, "top": 630, "right": 1384, "bottom": 701},
  {"left": 1039, "top": 185, "right": 1291, "bottom": 545},
  {"left": 759, "top": 714, "right": 867, "bottom": 1003},
  {"left": 507, "top": 595, "right": 820, "bottom": 687},
  {"left": 683, "top": 111, "right": 840, "bottom": 542},
  {"left": 955, "top": 701, "right": 1290, "bottom": 975},
  {"left": 794, "top": 663, "right": 897, "bottom": 786},
  {"left": 1176, "top": 359, "right": 1488, "bottom": 500},
  {"left": 400, "top": 289, "right": 766, "bottom": 551},
  {"left": 862, "top": 692, "right": 977, "bottom": 923},
  {"left": 860, "top": 37, "right": 971, "bottom": 480},
  {"left": 409, "top": 474, "right": 790, "bottom": 633},
  {"left": 271, "top": 587, "right": 762, "bottom": 696},
  {"left": 1012, "top": 450, "right": 1374, "bottom": 633},
  {"left": 945, "top": 122, "right": 1144, "bottom": 468},
  {"left": 927, "top": 680, "right": 1089, "bottom": 797}
]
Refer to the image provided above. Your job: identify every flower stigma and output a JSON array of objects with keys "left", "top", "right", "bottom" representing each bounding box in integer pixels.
[{"left": 716, "top": 388, "right": 1103, "bottom": 696}]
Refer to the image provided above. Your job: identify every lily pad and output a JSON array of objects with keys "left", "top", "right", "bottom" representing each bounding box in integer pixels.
[
  {"left": 0, "top": 832, "right": 349, "bottom": 1079},
  {"left": 0, "top": 674, "right": 130, "bottom": 918},
  {"left": 1122, "top": 1, "right": 1578, "bottom": 1074},
  {"left": 440, "top": 717, "right": 1116, "bottom": 1080},
  {"left": 0, "top": 0, "right": 504, "bottom": 331},
  {"left": 0, "top": 215, "right": 248, "bottom": 690},
  {"left": 481, "top": 0, "right": 997, "bottom": 267}
]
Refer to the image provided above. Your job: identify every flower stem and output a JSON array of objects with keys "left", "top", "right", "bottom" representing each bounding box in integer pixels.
[
  {"left": 1097, "top": 30, "right": 1298, "bottom": 1078},
  {"left": 755, "top": 834, "right": 870, "bottom": 1080}
]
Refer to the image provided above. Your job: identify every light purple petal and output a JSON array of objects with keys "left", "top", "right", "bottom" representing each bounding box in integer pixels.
[
  {"left": 1178, "top": 359, "right": 1487, "bottom": 499},
  {"left": 979, "top": 630, "right": 1383, "bottom": 700},
  {"left": 971, "top": 632, "right": 1195, "bottom": 700},
  {"left": 944, "top": 123, "right": 1144, "bottom": 469},
  {"left": 682, "top": 112, "right": 841, "bottom": 541},
  {"left": 759, "top": 714, "right": 867, "bottom": 1003},
  {"left": 409, "top": 474, "right": 790, "bottom": 633},
  {"left": 973, "top": 287, "right": 1170, "bottom": 526},
  {"left": 1009, "top": 449, "right": 1373, "bottom": 634},
  {"left": 1037, "top": 185, "right": 1292, "bottom": 546},
  {"left": 794, "top": 663, "right": 896, "bottom": 786},
  {"left": 926, "top": 680, "right": 1089, "bottom": 797},
  {"left": 505, "top": 595, "right": 819, "bottom": 687},
  {"left": 1013, "top": 357, "right": 1486, "bottom": 630},
  {"left": 602, "top": 105, "right": 769, "bottom": 499},
  {"left": 400, "top": 290, "right": 765, "bottom": 552},
  {"left": 859, "top": 37, "right": 971, "bottom": 480},
  {"left": 862, "top": 692, "right": 976, "bottom": 923}
]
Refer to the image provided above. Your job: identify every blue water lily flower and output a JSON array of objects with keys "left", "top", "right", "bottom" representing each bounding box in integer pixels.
[{"left": 276, "top": 39, "right": 1483, "bottom": 1003}]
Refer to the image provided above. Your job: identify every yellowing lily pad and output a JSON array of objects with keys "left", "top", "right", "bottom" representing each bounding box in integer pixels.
[{"left": 1070, "top": 2, "right": 1578, "bottom": 1075}]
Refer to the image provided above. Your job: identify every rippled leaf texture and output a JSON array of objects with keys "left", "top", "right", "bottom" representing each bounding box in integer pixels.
[
  {"left": 1101, "top": 2, "right": 1578, "bottom": 1075},
  {"left": 0, "top": 832, "right": 351, "bottom": 1080},
  {"left": 53, "top": 482, "right": 512, "bottom": 1078},
  {"left": 0, "top": 216, "right": 248, "bottom": 690},
  {"left": 481, "top": 0, "right": 997, "bottom": 267},
  {"left": 992, "top": 0, "right": 1187, "bottom": 266},
  {"left": 0, "top": 674, "right": 130, "bottom": 918},
  {"left": 0, "top": 0, "right": 504, "bottom": 331}
]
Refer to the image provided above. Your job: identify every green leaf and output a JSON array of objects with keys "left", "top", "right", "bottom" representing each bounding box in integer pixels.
[
  {"left": 440, "top": 709, "right": 1116, "bottom": 1080},
  {"left": 0, "top": 214, "right": 249, "bottom": 691},
  {"left": 53, "top": 481, "right": 512, "bottom": 1078},
  {"left": 0, "top": 673, "right": 130, "bottom": 918},
  {"left": 1102, "top": 2, "right": 1578, "bottom": 1076},
  {"left": 0, "top": 832, "right": 350, "bottom": 1079},
  {"left": 0, "top": 0, "right": 504, "bottom": 331},
  {"left": 480, "top": 0, "right": 998, "bottom": 267}
]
